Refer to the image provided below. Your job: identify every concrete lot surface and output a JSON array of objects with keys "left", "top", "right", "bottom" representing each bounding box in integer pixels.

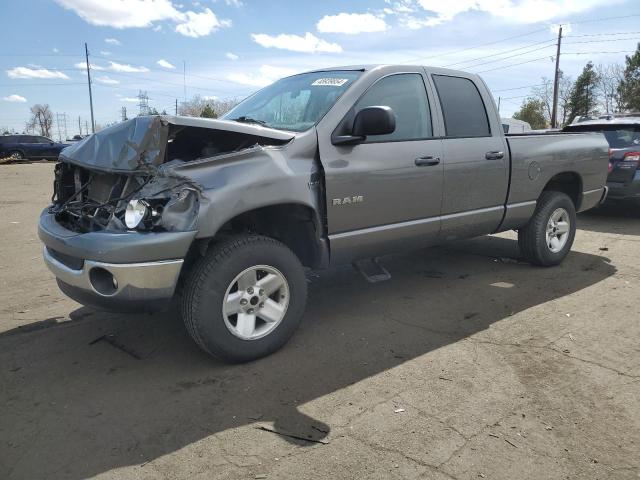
[{"left": 1, "top": 162, "right": 639, "bottom": 479}]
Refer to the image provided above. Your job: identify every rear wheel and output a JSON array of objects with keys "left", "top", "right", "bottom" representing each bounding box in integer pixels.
[
  {"left": 518, "top": 191, "right": 576, "bottom": 266},
  {"left": 181, "top": 234, "right": 307, "bottom": 362},
  {"left": 8, "top": 150, "right": 24, "bottom": 161}
]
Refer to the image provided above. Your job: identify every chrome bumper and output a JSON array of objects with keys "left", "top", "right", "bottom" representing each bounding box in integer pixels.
[{"left": 43, "top": 246, "right": 183, "bottom": 310}]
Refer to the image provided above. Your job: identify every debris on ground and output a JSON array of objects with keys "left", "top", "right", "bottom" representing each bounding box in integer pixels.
[
  {"left": 504, "top": 438, "right": 518, "bottom": 448},
  {"left": 394, "top": 408, "right": 405, "bottom": 413},
  {"left": 256, "top": 425, "right": 329, "bottom": 445}
]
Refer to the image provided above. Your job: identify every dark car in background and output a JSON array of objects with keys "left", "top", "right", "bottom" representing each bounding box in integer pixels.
[
  {"left": 565, "top": 115, "right": 640, "bottom": 204},
  {"left": 0, "top": 135, "right": 69, "bottom": 161}
]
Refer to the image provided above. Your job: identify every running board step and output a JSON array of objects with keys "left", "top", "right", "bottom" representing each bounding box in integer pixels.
[{"left": 352, "top": 257, "right": 391, "bottom": 283}]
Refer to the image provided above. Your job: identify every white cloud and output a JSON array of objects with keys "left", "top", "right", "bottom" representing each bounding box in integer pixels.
[
  {"left": 105, "top": 37, "right": 121, "bottom": 45},
  {"left": 175, "top": 8, "right": 230, "bottom": 37},
  {"left": 7, "top": 67, "right": 70, "bottom": 80},
  {"left": 107, "top": 61, "right": 149, "bottom": 73},
  {"left": 120, "top": 96, "right": 139, "bottom": 103},
  {"left": 225, "top": 0, "right": 243, "bottom": 6},
  {"left": 157, "top": 59, "right": 176, "bottom": 69},
  {"left": 54, "top": 0, "right": 229, "bottom": 37},
  {"left": 392, "top": 0, "right": 618, "bottom": 28},
  {"left": 2, "top": 94, "right": 27, "bottom": 103},
  {"left": 317, "top": 13, "right": 388, "bottom": 34},
  {"left": 74, "top": 61, "right": 105, "bottom": 70},
  {"left": 100, "top": 50, "right": 112, "bottom": 56},
  {"left": 203, "top": 95, "right": 218, "bottom": 101},
  {"left": 226, "top": 52, "right": 239, "bottom": 60},
  {"left": 55, "top": 0, "right": 180, "bottom": 28},
  {"left": 73, "top": 61, "right": 148, "bottom": 73},
  {"left": 52, "top": 47, "right": 59, "bottom": 53},
  {"left": 94, "top": 76, "right": 120, "bottom": 85},
  {"left": 228, "top": 65, "right": 298, "bottom": 87},
  {"left": 251, "top": 32, "right": 342, "bottom": 53}
]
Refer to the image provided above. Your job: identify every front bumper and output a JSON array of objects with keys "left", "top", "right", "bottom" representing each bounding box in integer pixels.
[{"left": 39, "top": 209, "right": 196, "bottom": 312}]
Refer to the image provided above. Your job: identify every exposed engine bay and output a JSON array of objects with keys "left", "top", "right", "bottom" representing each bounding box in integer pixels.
[{"left": 49, "top": 116, "right": 292, "bottom": 233}]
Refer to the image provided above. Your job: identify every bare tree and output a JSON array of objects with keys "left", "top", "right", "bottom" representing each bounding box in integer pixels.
[
  {"left": 558, "top": 74, "right": 574, "bottom": 126},
  {"left": 531, "top": 72, "right": 573, "bottom": 127},
  {"left": 178, "top": 95, "right": 240, "bottom": 118},
  {"left": 26, "top": 104, "right": 53, "bottom": 137},
  {"left": 595, "top": 63, "right": 624, "bottom": 114},
  {"left": 532, "top": 77, "right": 553, "bottom": 122}
]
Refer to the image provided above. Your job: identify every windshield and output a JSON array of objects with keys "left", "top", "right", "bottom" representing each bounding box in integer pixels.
[
  {"left": 566, "top": 124, "right": 640, "bottom": 148},
  {"left": 222, "top": 70, "right": 362, "bottom": 132}
]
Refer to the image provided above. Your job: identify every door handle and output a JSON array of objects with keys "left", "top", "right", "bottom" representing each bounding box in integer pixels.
[
  {"left": 485, "top": 151, "right": 504, "bottom": 160},
  {"left": 415, "top": 156, "right": 441, "bottom": 166}
]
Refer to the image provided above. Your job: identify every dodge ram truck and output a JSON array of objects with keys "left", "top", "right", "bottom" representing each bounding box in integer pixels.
[{"left": 38, "top": 65, "right": 609, "bottom": 362}]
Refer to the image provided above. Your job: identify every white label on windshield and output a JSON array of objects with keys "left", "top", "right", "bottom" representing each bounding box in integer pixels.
[{"left": 312, "top": 78, "right": 349, "bottom": 87}]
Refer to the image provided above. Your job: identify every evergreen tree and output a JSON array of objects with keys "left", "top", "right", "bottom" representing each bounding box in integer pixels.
[
  {"left": 200, "top": 104, "right": 217, "bottom": 118},
  {"left": 566, "top": 62, "right": 599, "bottom": 123},
  {"left": 513, "top": 98, "right": 547, "bottom": 129},
  {"left": 617, "top": 42, "right": 640, "bottom": 112}
]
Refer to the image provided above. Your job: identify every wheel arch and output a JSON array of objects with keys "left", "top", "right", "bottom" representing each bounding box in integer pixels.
[
  {"left": 187, "top": 202, "right": 329, "bottom": 271},
  {"left": 542, "top": 171, "right": 583, "bottom": 210}
]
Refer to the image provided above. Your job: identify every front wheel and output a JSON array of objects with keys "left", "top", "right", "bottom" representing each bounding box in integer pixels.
[
  {"left": 181, "top": 235, "right": 308, "bottom": 362},
  {"left": 518, "top": 191, "right": 577, "bottom": 266}
]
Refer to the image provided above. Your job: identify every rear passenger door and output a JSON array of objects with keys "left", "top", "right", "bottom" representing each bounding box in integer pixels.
[{"left": 430, "top": 74, "right": 509, "bottom": 240}]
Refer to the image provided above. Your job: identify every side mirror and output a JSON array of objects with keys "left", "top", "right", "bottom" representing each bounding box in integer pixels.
[
  {"left": 332, "top": 106, "right": 396, "bottom": 145},
  {"left": 353, "top": 106, "right": 396, "bottom": 137}
]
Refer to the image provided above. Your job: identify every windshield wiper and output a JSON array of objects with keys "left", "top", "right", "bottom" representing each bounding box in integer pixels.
[{"left": 230, "top": 116, "right": 268, "bottom": 126}]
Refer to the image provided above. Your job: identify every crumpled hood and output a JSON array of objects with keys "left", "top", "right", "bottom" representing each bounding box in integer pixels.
[{"left": 59, "top": 115, "right": 295, "bottom": 173}]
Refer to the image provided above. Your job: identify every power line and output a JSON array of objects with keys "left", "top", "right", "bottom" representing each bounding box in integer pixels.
[
  {"left": 442, "top": 39, "right": 556, "bottom": 67},
  {"left": 491, "top": 83, "right": 548, "bottom": 92},
  {"left": 399, "top": 27, "right": 549, "bottom": 64},
  {"left": 451, "top": 43, "right": 555, "bottom": 70}
]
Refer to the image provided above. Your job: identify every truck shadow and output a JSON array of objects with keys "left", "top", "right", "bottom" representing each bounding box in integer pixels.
[{"left": 1, "top": 236, "right": 615, "bottom": 479}]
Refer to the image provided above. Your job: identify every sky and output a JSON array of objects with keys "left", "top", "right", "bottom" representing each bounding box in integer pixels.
[{"left": 1, "top": 0, "right": 640, "bottom": 138}]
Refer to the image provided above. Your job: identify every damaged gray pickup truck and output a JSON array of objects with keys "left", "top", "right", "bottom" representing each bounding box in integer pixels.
[{"left": 39, "top": 65, "right": 609, "bottom": 362}]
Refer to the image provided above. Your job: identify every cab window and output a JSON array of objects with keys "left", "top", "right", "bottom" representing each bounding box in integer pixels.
[{"left": 355, "top": 73, "right": 433, "bottom": 142}]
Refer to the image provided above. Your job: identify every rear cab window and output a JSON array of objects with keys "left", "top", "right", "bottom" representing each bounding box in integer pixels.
[{"left": 432, "top": 75, "right": 491, "bottom": 137}]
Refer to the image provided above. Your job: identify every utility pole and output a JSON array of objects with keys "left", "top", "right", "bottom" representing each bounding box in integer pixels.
[
  {"left": 121, "top": 106, "right": 127, "bottom": 122},
  {"left": 497, "top": 96, "right": 501, "bottom": 113},
  {"left": 84, "top": 42, "right": 96, "bottom": 133},
  {"left": 56, "top": 113, "right": 62, "bottom": 142},
  {"left": 175, "top": 98, "right": 178, "bottom": 115},
  {"left": 78, "top": 116, "right": 82, "bottom": 136},
  {"left": 85, "top": 120, "right": 89, "bottom": 134},
  {"left": 550, "top": 25, "right": 563, "bottom": 129},
  {"left": 183, "top": 60, "right": 187, "bottom": 104}
]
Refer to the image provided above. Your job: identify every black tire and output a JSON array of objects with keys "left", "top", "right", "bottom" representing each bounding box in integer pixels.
[
  {"left": 181, "top": 234, "right": 307, "bottom": 362},
  {"left": 518, "top": 191, "right": 577, "bottom": 267},
  {"left": 8, "top": 150, "right": 24, "bottom": 161}
]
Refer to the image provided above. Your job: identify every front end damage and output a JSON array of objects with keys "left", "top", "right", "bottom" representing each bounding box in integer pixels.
[
  {"left": 39, "top": 115, "right": 296, "bottom": 311},
  {"left": 50, "top": 115, "right": 291, "bottom": 234}
]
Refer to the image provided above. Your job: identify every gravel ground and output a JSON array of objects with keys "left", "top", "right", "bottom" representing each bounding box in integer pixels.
[{"left": 1, "top": 162, "right": 639, "bottom": 480}]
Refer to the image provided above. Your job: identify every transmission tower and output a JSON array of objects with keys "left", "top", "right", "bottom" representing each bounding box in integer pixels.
[
  {"left": 121, "top": 106, "right": 128, "bottom": 122},
  {"left": 137, "top": 90, "right": 150, "bottom": 116}
]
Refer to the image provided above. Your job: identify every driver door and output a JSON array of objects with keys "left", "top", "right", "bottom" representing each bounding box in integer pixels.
[{"left": 318, "top": 72, "right": 444, "bottom": 263}]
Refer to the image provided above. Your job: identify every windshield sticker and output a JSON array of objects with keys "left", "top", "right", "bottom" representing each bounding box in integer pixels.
[{"left": 312, "top": 78, "right": 350, "bottom": 87}]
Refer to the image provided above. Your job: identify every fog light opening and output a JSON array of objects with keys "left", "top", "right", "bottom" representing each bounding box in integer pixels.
[{"left": 89, "top": 267, "right": 118, "bottom": 296}]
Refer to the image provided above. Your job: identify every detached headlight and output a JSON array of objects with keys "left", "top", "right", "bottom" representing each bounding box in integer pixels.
[{"left": 125, "top": 199, "right": 149, "bottom": 229}]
